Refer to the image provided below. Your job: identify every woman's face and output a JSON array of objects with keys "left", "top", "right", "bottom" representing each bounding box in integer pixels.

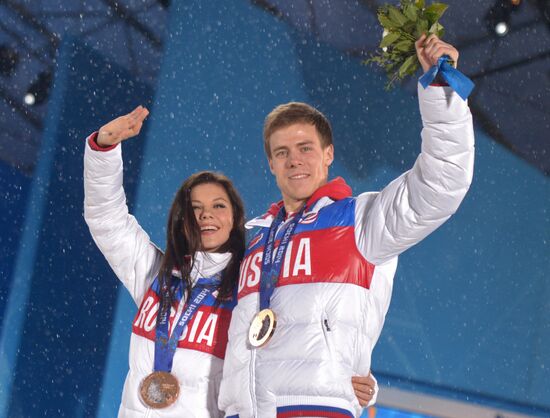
[{"left": 190, "top": 182, "right": 234, "bottom": 253}]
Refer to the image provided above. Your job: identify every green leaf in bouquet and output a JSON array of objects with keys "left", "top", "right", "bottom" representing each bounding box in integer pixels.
[
  {"left": 384, "top": 73, "right": 399, "bottom": 90},
  {"left": 367, "top": 0, "right": 450, "bottom": 90},
  {"left": 415, "top": 18, "right": 429, "bottom": 37},
  {"left": 384, "top": 63, "right": 400, "bottom": 75},
  {"left": 402, "top": 20, "right": 417, "bottom": 35},
  {"left": 384, "top": 59, "right": 402, "bottom": 71},
  {"left": 362, "top": 54, "right": 379, "bottom": 66},
  {"left": 425, "top": 3, "right": 448, "bottom": 26},
  {"left": 403, "top": 4, "right": 418, "bottom": 22},
  {"left": 364, "top": 54, "right": 392, "bottom": 68},
  {"left": 378, "top": 12, "right": 398, "bottom": 29},
  {"left": 398, "top": 54, "right": 418, "bottom": 77},
  {"left": 380, "top": 31, "right": 401, "bottom": 48},
  {"left": 388, "top": 49, "right": 405, "bottom": 60},
  {"left": 387, "top": 6, "right": 408, "bottom": 27},
  {"left": 429, "top": 21, "right": 444, "bottom": 36},
  {"left": 393, "top": 39, "right": 414, "bottom": 52}
]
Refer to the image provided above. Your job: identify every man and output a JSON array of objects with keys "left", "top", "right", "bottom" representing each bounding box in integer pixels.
[{"left": 219, "top": 34, "right": 474, "bottom": 417}]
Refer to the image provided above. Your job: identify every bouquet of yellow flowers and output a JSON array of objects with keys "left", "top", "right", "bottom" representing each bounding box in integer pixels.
[{"left": 365, "top": 0, "right": 450, "bottom": 89}]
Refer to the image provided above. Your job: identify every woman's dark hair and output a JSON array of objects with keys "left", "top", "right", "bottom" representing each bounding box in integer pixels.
[{"left": 157, "top": 171, "right": 245, "bottom": 306}]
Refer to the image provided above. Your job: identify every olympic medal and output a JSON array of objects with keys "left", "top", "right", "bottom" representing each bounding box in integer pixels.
[
  {"left": 139, "top": 371, "right": 180, "bottom": 409},
  {"left": 248, "top": 308, "right": 277, "bottom": 348}
]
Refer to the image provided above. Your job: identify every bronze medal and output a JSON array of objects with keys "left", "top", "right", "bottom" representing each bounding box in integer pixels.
[
  {"left": 139, "top": 371, "right": 180, "bottom": 409},
  {"left": 248, "top": 308, "right": 277, "bottom": 348}
]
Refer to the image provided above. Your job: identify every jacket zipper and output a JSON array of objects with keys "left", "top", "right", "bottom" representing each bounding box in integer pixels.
[{"left": 249, "top": 348, "right": 257, "bottom": 417}]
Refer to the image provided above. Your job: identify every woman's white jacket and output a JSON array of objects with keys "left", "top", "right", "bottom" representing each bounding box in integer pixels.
[{"left": 84, "top": 136, "right": 233, "bottom": 418}]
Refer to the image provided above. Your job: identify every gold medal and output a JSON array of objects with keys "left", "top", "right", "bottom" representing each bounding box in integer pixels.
[
  {"left": 139, "top": 371, "right": 180, "bottom": 409},
  {"left": 248, "top": 308, "right": 277, "bottom": 348}
]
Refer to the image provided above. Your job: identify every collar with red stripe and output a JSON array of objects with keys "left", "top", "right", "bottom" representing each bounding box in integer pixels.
[{"left": 247, "top": 177, "right": 352, "bottom": 228}]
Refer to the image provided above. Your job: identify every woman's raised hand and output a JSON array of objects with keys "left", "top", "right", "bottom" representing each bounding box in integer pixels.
[{"left": 97, "top": 105, "right": 149, "bottom": 147}]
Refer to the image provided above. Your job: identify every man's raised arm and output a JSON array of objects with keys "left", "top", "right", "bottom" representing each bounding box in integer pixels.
[{"left": 355, "top": 35, "right": 475, "bottom": 265}]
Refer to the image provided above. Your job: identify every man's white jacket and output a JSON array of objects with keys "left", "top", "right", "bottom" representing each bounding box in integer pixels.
[{"left": 218, "top": 84, "right": 475, "bottom": 418}]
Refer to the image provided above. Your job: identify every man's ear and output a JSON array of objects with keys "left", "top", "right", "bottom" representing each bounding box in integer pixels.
[
  {"left": 324, "top": 144, "right": 334, "bottom": 167},
  {"left": 268, "top": 158, "right": 275, "bottom": 174}
]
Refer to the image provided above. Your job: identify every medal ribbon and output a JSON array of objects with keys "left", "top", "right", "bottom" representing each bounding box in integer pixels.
[
  {"left": 259, "top": 206, "right": 305, "bottom": 310},
  {"left": 153, "top": 275, "right": 218, "bottom": 372},
  {"left": 419, "top": 55, "right": 475, "bottom": 101}
]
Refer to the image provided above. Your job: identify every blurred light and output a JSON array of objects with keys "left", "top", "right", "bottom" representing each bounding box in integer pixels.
[
  {"left": 24, "top": 71, "right": 53, "bottom": 106},
  {"left": 485, "top": 1, "right": 520, "bottom": 37},
  {"left": 24, "top": 93, "right": 36, "bottom": 106},
  {"left": 0, "top": 45, "right": 19, "bottom": 77},
  {"left": 495, "top": 21, "right": 509, "bottom": 36}
]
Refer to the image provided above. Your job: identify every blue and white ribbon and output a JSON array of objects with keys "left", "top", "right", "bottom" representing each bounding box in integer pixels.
[
  {"left": 259, "top": 206, "right": 305, "bottom": 311},
  {"left": 419, "top": 55, "right": 474, "bottom": 100},
  {"left": 153, "top": 276, "right": 218, "bottom": 373}
]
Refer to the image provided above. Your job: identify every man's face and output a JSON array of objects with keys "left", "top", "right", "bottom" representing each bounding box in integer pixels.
[{"left": 268, "top": 123, "right": 334, "bottom": 212}]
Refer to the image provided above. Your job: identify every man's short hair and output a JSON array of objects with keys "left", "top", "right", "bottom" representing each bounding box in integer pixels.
[{"left": 263, "top": 102, "right": 333, "bottom": 158}]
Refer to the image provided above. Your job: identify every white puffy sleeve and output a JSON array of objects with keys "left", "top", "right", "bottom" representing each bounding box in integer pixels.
[
  {"left": 83, "top": 134, "right": 163, "bottom": 304},
  {"left": 355, "top": 84, "right": 475, "bottom": 265}
]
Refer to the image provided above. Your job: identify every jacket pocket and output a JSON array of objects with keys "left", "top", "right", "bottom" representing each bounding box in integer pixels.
[{"left": 321, "top": 310, "right": 335, "bottom": 359}]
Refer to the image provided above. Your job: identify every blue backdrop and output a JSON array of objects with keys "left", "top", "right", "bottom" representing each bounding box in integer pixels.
[{"left": 0, "top": 39, "right": 154, "bottom": 417}]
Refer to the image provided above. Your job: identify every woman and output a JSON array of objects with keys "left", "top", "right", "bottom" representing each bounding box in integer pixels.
[
  {"left": 84, "top": 106, "right": 245, "bottom": 417},
  {"left": 84, "top": 107, "right": 376, "bottom": 417}
]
